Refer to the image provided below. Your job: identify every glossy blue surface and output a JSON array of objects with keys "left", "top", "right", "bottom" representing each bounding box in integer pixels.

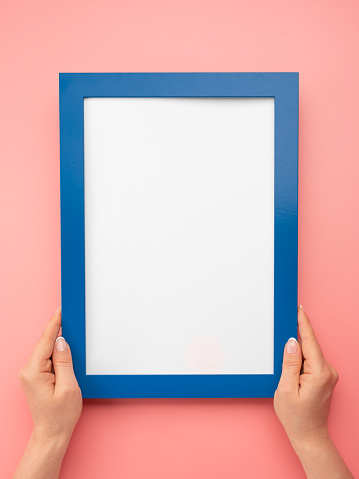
[{"left": 59, "top": 72, "right": 298, "bottom": 398}]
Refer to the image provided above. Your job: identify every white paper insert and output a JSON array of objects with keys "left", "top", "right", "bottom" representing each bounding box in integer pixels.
[{"left": 84, "top": 97, "right": 274, "bottom": 375}]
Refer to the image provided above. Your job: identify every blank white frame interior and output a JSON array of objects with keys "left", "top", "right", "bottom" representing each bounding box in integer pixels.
[{"left": 84, "top": 97, "right": 274, "bottom": 375}]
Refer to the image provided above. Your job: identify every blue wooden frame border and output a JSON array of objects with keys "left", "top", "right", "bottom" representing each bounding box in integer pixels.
[{"left": 59, "top": 72, "right": 298, "bottom": 398}]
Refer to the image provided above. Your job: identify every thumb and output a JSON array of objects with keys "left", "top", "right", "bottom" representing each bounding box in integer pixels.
[
  {"left": 277, "top": 338, "right": 302, "bottom": 393},
  {"left": 52, "top": 336, "right": 78, "bottom": 391}
]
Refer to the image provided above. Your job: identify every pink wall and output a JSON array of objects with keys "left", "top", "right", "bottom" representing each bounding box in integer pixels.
[{"left": 1, "top": 0, "right": 358, "bottom": 477}]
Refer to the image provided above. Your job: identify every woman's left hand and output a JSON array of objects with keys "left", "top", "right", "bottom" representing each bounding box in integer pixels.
[{"left": 13, "top": 308, "right": 82, "bottom": 479}]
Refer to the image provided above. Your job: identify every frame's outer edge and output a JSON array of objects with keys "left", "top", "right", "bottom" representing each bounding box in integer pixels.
[
  {"left": 273, "top": 72, "right": 299, "bottom": 385},
  {"left": 59, "top": 72, "right": 299, "bottom": 399},
  {"left": 60, "top": 73, "right": 87, "bottom": 388}
]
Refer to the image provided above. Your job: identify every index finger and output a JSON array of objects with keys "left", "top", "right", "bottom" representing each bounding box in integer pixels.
[
  {"left": 31, "top": 308, "right": 62, "bottom": 363},
  {"left": 298, "top": 305, "right": 324, "bottom": 366}
]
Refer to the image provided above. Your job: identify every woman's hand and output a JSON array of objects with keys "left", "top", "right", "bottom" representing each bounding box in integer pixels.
[
  {"left": 274, "top": 306, "right": 353, "bottom": 478},
  {"left": 13, "top": 308, "right": 82, "bottom": 479}
]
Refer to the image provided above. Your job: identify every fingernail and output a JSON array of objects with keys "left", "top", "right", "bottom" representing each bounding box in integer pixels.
[
  {"left": 55, "top": 306, "right": 61, "bottom": 313},
  {"left": 286, "top": 338, "right": 298, "bottom": 354},
  {"left": 55, "top": 337, "right": 67, "bottom": 352},
  {"left": 298, "top": 304, "right": 306, "bottom": 314}
]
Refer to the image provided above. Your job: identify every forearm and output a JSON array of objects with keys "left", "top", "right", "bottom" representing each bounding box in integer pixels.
[
  {"left": 292, "top": 433, "right": 354, "bottom": 479},
  {"left": 12, "top": 431, "right": 70, "bottom": 479}
]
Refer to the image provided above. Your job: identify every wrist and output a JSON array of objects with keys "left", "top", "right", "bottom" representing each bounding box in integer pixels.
[
  {"left": 13, "top": 430, "right": 70, "bottom": 479},
  {"left": 31, "top": 427, "right": 72, "bottom": 456},
  {"left": 290, "top": 428, "right": 332, "bottom": 459}
]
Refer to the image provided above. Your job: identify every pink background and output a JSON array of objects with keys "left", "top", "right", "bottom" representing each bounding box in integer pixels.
[{"left": 1, "top": 0, "right": 358, "bottom": 477}]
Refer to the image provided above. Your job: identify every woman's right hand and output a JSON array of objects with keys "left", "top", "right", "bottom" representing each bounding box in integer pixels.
[{"left": 274, "top": 306, "right": 353, "bottom": 478}]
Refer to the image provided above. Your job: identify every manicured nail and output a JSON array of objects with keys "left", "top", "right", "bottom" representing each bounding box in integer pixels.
[
  {"left": 286, "top": 338, "right": 298, "bottom": 354},
  {"left": 55, "top": 306, "right": 61, "bottom": 313},
  {"left": 55, "top": 337, "right": 67, "bottom": 352},
  {"left": 298, "top": 304, "right": 306, "bottom": 314}
]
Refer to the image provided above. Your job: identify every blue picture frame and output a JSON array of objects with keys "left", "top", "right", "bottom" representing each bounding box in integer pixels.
[{"left": 59, "top": 72, "right": 298, "bottom": 398}]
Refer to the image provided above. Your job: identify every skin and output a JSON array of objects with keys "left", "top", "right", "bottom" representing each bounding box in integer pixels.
[
  {"left": 274, "top": 306, "right": 353, "bottom": 478},
  {"left": 13, "top": 306, "right": 353, "bottom": 478},
  {"left": 13, "top": 308, "right": 82, "bottom": 479}
]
